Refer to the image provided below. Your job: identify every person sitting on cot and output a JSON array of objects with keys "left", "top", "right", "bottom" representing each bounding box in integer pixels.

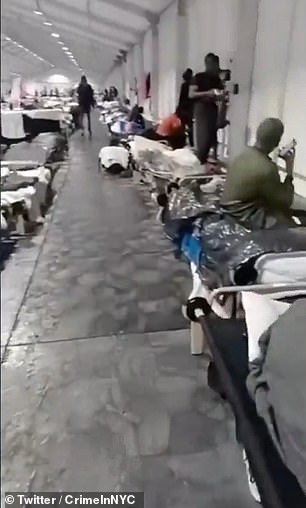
[{"left": 221, "top": 117, "right": 304, "bottom": 229}]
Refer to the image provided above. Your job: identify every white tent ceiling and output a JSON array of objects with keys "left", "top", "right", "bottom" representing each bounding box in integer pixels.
[{"left": 1, "top": 0, "right": 174, "bottom": 85}]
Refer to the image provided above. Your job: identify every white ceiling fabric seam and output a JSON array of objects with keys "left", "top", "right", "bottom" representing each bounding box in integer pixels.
[{"left": 1, "top": 0, "right": 175, "bottom": 82}]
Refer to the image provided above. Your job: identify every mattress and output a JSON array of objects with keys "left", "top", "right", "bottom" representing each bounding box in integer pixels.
[
  {"left": 255, "top": 252, "right": 306, "bottom": 284},
  {"left": 2, "top": 133, "right": 59, "bottom": 165},
  {"left": 1, "top": 111, "right": 25, "bottom": 139}
]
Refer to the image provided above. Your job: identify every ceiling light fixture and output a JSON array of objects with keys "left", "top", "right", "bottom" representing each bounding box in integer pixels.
[
  {"left": 34, "top": 10, "right": 43, "bottom": 15},
  {"left": 6, "top": 36, "right": 53, "bottom": 65},
  {"left": 51, "top": 33, "right": 60, "bottom": 38},
  {"left": 58, "top": 41, "right": 64, "bottom": 45},
  {"left": 62, "top": 47, "right": 68, "bottom": 50},
  {"left": 44, "top": 21, "right": 52, "bottom": 26}
]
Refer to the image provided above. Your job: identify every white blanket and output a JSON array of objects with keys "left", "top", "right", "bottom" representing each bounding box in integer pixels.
[
  {"left": 17, "top": 167, "right": 51, "bottom": 183},
  {"left": 1, "top": 212, "right": 8, "bottom": 230},
  {"left": 99, "top": 146, "right": 129, "bottom": 169},
  {"left": 162, "top": 148, "right": 203, "bottom": 179},
  {"left": 1, "top": 186, "right": 42, "bottom": 222},
  {"left": 1, "top": 161, "right": 40, "bottom": 170},
  {"left": 255, "top": 252, "right": 306, "bottom": 284},
  {"left": 131, "top": 139, "right": 204, "bottom": 180},
  {"left": 1, "top": 111, "right": 25, "bottom": 139},
  {"left": 1, "top": 166, "right": 10, "bottom": 179},
  {"left": 130, "top": 136, "right": 171, "bottom": 161},
  {"left": 22, "top": 108, "right": 65, "bottom": 121}
]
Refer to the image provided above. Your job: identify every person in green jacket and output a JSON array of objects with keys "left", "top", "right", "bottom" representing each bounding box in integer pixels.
[{"left": 221, "top": 118, "right": 295, "bottom": 229}]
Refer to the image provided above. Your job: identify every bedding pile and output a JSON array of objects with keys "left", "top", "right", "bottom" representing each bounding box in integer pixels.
[
  {"left": 165, "top": 209, "right": 306, "bottom": 286},
  {"left": 243, "top": 293, "right": 306, "bottom": 495},
  {"left": 130, "top": 137, "right": 206, "bottom": 181},
  {"left": 1, "top": 129, "right": 69, "bottom": 267}
]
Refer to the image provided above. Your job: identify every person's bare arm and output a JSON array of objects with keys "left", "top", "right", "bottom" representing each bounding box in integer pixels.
[
  {"left": 283, "top": 148, "right": 296, "bottom": 177},
  {"left": 189, "top": 84, "right": 215, "bottom": 100}
]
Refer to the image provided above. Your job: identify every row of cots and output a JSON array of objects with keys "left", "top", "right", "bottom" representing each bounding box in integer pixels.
[
  {"left": 97, "top": 101, "right": 306, "bottom": 508},
  {"left": 0, "top": 104, "right": 73, "bottom": 266}
]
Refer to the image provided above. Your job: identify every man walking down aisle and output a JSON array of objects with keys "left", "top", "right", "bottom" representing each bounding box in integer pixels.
[{"left": 77, "top": 75, "right": 95, "bottom": 137}]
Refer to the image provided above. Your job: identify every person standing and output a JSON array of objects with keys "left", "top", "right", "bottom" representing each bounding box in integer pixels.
[
  {"left": 77, "top": 75, "right": 95, "bottom": 137},
  {"left": 189, "top": 53, "right": 225, "bottom": 165},
  {"left": 178, "top": 68, "right": 194, "bottom": 147}
]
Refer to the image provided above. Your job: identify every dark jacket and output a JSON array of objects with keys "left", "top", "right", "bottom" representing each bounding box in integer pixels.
[
  {"left": 247, "top": 300, "right": 306, "bottom": 495},
  {"left": 178, "top": 81, "right": 193, "bottom": 120},
  {"left": 77, "top": 83, "right": 94, "bottom": 110}
]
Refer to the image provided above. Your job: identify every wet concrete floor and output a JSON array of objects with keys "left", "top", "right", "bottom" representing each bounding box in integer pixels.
[{"left": 2, "top": 116, "right": 256, "bottom": 507}]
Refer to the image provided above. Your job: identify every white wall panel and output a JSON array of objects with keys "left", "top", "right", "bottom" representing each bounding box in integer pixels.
[
  {"left": 228, "top": 0, "right": 259, "bottom": 158},
  {"left": 126, "top": 52, "right": 134, "bottom": 83},
  {"left": 105, "top": 65, "right": 123, "bottom": 95},
  {"left": 247, "top": 0, "right": 295, "bottom": 142},
  {"left": 132, "top": 44, "right": 143, "bottom": 86},
  {"left": 247, "top": 0, "right": 306, "bottom": 195},
  {"left": 186, "top": 0, "right": 239, "bottom": 72},
  {"left": 158, "top": 1, "right": 178, "bottom": 117},
  {"left": 282, "top": 0, "right": 306, "bottom": 189},
  {"left": 143, "top": 29, "right": 153, "bottom": 74}
]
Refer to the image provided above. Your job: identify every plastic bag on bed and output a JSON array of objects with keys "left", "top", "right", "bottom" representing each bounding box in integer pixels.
[
  {"left": 165, "top": 209, "right": 247, "bottom": 260},
  {"left": 224, "top": 227, "right": 306, "bottom": 285},
  {"left": 166, "top": 187, "right": 220, "bottom": 221},
  {"left": 197, "top": 224, "right": 306, "bottom": 286}
]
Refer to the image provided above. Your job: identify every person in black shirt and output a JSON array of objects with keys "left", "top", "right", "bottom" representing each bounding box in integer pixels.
[
  {"left": 128, "top": 105, "right": 145, "bottom": 130},
  {"left": 77, "top": 75, "right": 95, "bottom": 137},
  {"left": 189, "top": 53, "right": 225, "bottom": 164},
  {"left": 178, "top": 68, "right": 194, "bottom": 146},
  {"left": 109, "top": 86, "right": 118, "bottom": 101}
]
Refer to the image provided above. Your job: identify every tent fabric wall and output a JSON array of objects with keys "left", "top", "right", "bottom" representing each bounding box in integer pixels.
[
  {"left": 158, "top": 1, "right": 179, "bottom": 118},
  {"left": 125, "top": 52, "right": 135, "bottom": 101},
  {"left": 247, "top": 0, "right": 295, "bottom": 142},
  {"left": 104, "top": 65, "right": 123, "bottom": 95},
  {"left": 281, "top": 0, "right": 306, "bottom": 192},
  {"left": 102, "top": 0, "right": 306, "bottom": 196},
  {"left": 143, "top": 29, "right": 153, "bottom": 74},
  {"left": 186, "top": 0, "right": 239, "bottom": 72},
  {"left": 247, "top": 0, "right": 306, "bottom": 195},
  {"left": 132, "top": 44, "right": 144, "bottom": 90}
]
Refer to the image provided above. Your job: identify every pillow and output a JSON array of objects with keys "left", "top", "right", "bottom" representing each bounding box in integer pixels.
[{"left": 241, "top": 292, "right": 290, "bottom": 362}]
